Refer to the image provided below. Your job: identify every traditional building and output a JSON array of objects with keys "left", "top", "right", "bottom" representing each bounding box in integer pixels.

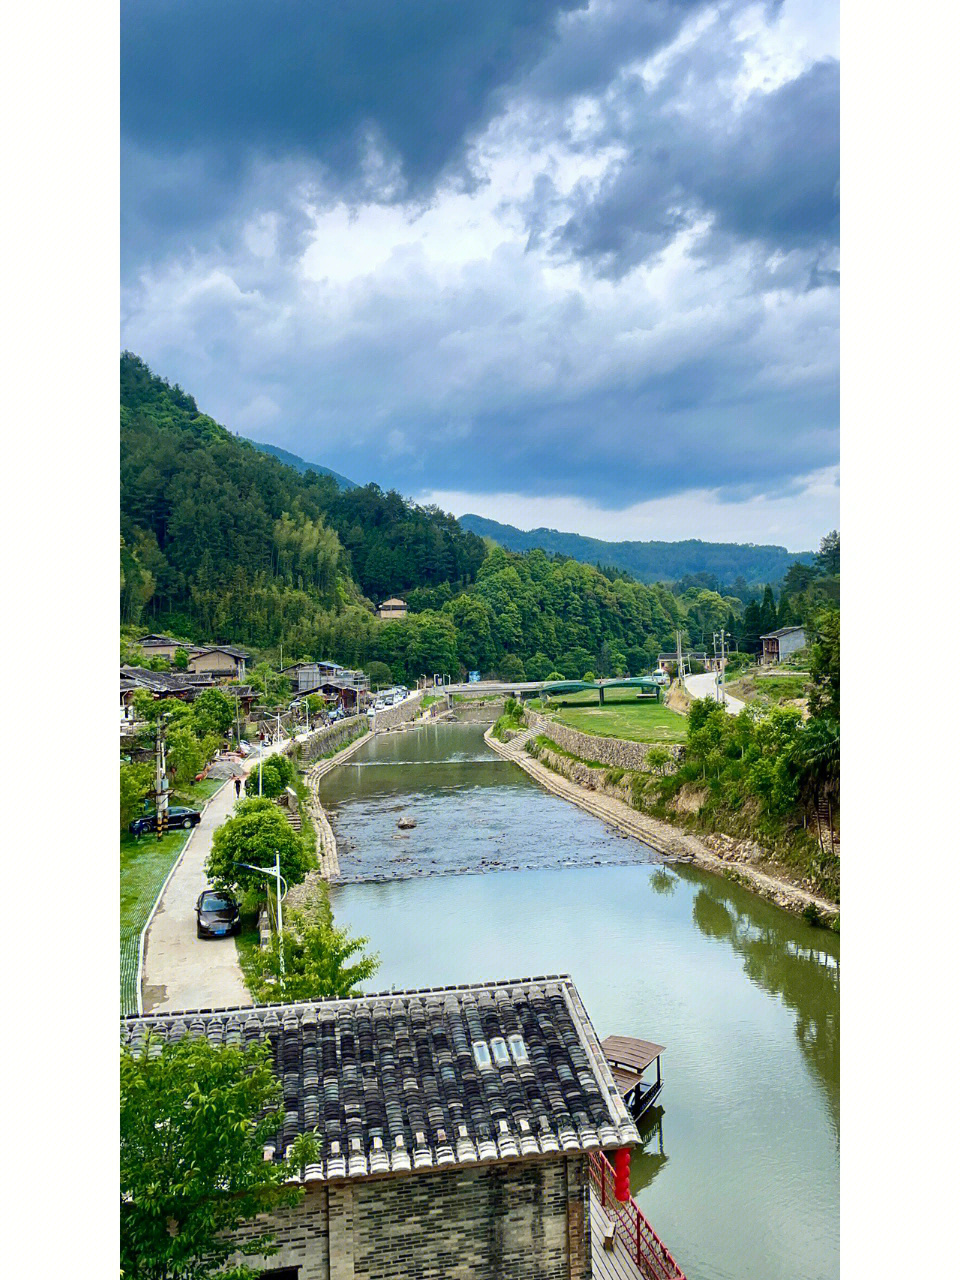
[
  {"left": 121, "top": 975, "right": 645, "bottom": 1280},
  {"left": 136, "top": 633, "right": 199, "bottom": 662},
  {"left": 759, "top": 626, "right": 806, "bottom": 665},
  {"left": 378, "top": 597, "right": 408, "bottom": 620},
  {"left": 187, "top": 645, "right": 250, "bottom": 681}
]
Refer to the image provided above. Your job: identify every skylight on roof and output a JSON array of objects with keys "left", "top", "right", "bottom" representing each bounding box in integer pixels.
[
  {"left": 491, "top": 1037, "right": 510, "bottom": 1066},
  {"left": 508, "top": 1034, "right": 529, "bottom": 1064},
  {"left": 473, "top": 1041, "right": 492, "bottom": 1069}
]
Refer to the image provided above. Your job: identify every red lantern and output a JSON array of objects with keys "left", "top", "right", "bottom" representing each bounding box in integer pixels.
[{"left": 614, "top": 1146, "right": 631, "bottom": 1201}]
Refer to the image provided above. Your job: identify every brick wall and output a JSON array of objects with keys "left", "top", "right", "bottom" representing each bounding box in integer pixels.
[
  {"left": 228, "top": 1155, "right": 591, "bottom": 1279},
  {"left": 524, "top": 707, "right": 681, "bottom": 771}
]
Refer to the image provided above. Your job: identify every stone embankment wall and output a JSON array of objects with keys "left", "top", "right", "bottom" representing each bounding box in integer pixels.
[
  {"left": 523, "top": 708, "right": 682, "bottom": 771},
  {"left": 449, "top": 697, "right": 504, "bottom": 724},
  {"left": 295, "top": 716, "right": 366, "bottom": 763},
  {"left": 371, "top": 691, "right": 424, "bottom": 733}
]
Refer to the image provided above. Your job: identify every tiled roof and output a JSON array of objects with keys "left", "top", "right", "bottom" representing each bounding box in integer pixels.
[
  {"left": 121, "top": 975, "right": 639, "bottom": 1182},
  {"left": 760, "top": 626, "right": 805, "bottom": 639}
]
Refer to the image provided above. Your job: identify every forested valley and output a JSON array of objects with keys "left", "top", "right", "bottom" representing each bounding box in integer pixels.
[{"left": 121, "top": 353, "right": 837, "bottom": 687}]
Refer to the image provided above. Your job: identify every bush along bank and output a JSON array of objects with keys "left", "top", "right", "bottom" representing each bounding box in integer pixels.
[
  {"left": 491, "top": 697, "right": 526, "bottom": 741},
  {"left": 525, "top": 702, "right": 839, "bottom": 911}
]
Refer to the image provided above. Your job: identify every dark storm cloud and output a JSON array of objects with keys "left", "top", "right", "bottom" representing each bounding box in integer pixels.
[
  {"left": 122, "top": 0, "right": 582, "bottom": 242},
  {"left": 559, "top": 58, "right": 839, "bottom": 274}
]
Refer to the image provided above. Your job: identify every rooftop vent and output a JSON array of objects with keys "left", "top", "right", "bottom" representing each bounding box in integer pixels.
[
  {"left": 491, "top": 1037, "right": 510, "bottom": 1066},
  {"left": 508, "top": 1034, "right": 529, "bottom": 1064},
  {"left": 473, "top": 1041, "right": 492, "bottom": 1070}
]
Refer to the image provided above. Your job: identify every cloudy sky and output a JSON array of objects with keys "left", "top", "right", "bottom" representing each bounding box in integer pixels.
[{"left": 121, "top": 0, "right": 838, "bottom": 551}]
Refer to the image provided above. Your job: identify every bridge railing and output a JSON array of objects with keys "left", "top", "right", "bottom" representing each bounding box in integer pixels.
[{"left": 589, "top": 1150, "right": 686, "bottom": 1280}]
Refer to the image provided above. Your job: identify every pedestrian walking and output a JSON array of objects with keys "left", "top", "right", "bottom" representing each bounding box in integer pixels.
[{"left": 234, "top": 776, "right": 242, "bottom": 799}]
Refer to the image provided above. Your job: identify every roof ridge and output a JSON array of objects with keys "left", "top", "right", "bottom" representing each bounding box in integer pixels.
[{"left": 123, "top": 974, "right": 574, "bottom": 1022}]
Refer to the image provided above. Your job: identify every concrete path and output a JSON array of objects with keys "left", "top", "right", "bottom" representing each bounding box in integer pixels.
[
  {"left": 683, "top": 670, "right": 746, "bottom": 714},
  {"left": 141, "top": 735, "right": 304, "bottom": 1015}
]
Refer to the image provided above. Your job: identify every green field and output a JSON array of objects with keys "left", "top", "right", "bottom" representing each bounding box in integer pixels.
[
  {"left": 119, "top": 778, "right": 223, "bottom": 1014},
  {"left": 546, "top": 690, "right": 687, "bottom": 743}
]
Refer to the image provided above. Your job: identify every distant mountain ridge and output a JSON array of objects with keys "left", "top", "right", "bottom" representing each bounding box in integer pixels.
[
  {"left": 246, "top": 439, "right": 357, "bottom": 490},
  {"left": 458, "top": 514, "right": 812, "bottom": 584}
]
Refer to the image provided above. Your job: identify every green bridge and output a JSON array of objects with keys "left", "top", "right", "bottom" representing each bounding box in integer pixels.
[{"left": 532, "top": 676, "right": 662, "bottom": 704}]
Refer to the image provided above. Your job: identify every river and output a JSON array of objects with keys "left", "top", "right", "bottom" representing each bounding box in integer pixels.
[{"left": 320, "top": 722, "right": 839, "bottom": 1280}]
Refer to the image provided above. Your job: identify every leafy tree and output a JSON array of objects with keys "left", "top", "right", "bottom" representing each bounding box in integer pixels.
[
  {"left": 304, "top": 693, "right": 325, "bottom": 716},
  {"left": 645, "top": 746, "right": 672, "bottom": 777},
  {"left": 173, "top": 646, "right": 191, "bottom": 669},
  {"left": 499, "top": 653, "right": 526, "bottom": 681},
  {"left": 166, "top": 726, "right": 203, "bottom": 785},
  {"left": 130, "top": 688, "right": 159, "bottom": 722},
  {"left": 249, "top": 902, "right": 379, "bottom": 1003},
  {"left": 808, "top": 610, "right": 840, "bottom": 720},
  {"left": 257, "top": 761, "right": 284, "bottom": 798},
  {"left": 206, "top": 797, "right": 310, "bottom": 894},
  {"left": 365, "top": 660, "right": 394, "bottom": 689},
  {"left": 815, "top": 530, "right": 840, "bottom": 576},
  {"left": 192, "top": 687, "right": 234, "bottom": 737},
  {"left": 120, "top": 1033, "right": 301, "bottom": 1279},
  {"left": 120, "top": 762, "right": 153, "bottom": 830}
]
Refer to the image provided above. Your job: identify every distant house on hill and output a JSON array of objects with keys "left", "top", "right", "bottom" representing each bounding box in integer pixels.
[
  {"left": 137, "top": 633, "right": 199, "bottom": 662},
  {"left": 122, "top": 975, "right": 642, "bottom": 1280},
  {"left": 759, "top": 626, "right": 806, "bottom": 665},
  {"left": 187, "top": 645, "right": 249, "bottom": 681},
  {"left": 378, "top": 596, "right": 408, "bottom": 619}
]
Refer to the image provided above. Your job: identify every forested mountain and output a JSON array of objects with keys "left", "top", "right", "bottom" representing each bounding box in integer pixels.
[
  {"left": 245, "top": 440, "right": 357, "bottom": 491},
  {"left": 459, "top": 514, "right": 812, "bottom": 585},
  {"left": 120, "top": 353, "right": 831, "bottom": 684}
]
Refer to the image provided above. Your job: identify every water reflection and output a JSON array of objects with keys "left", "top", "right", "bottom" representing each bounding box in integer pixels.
[
  {"left": 631, "top": 1106, "right": 670, "bottom": 1195},
  {"left": 689, "top": 878, "right": 839, "bottom": 1136}
]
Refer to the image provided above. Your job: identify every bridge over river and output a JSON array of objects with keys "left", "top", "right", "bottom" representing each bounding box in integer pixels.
[{"left": 442, "top": 676, "right": 663, "bottom": 703}]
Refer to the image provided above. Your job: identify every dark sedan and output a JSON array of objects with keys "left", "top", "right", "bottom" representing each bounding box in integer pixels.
[
  {"left": 128, "top": 805, "right": 202, "bottom": 837},
  {"left": 195, "top": 889, "right": 240, "bottom": 938}
]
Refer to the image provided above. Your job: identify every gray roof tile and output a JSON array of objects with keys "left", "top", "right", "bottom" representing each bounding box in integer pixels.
[{"left": 121, "top": 975, "right": 638, "bottom": 1182}]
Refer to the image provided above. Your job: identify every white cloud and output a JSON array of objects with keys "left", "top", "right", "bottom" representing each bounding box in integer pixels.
[{"left": 420, "top": 465, "right": 839, "bottom": 552}]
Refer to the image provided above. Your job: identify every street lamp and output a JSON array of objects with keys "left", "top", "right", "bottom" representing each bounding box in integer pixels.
[{"left": 236, "top": 852, "right": 287, "bottom": 974}]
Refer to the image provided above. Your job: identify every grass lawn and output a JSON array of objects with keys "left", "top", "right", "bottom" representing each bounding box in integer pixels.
[
  {"left": 546, "top": 690, "right": 687, "bottom": 743},
  {"left": 118, "top": 779, "right": 224, "bottom": 1014}
]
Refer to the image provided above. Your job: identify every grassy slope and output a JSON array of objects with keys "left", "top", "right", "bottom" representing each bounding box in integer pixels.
[
  {"left": 724, "top": 672, "right": 809, "bottom": 706},
  {"left": 547, "top": 690, "right": 687, "bottom": 743},
  {"left": 118, "top": 778, "right": 224, "bottom": 1013}
]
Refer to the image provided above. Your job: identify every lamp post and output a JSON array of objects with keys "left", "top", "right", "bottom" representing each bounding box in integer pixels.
[{"left": 236, "top": 852, "right": 287, "bottom": 974}]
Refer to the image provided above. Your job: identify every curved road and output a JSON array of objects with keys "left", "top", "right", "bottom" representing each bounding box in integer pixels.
[
  {"left": 683, "top": 671, "right": 746, "bottom": 714},
  {"left": 141, "top": 735, "right": 303, "bottom": 1014}
]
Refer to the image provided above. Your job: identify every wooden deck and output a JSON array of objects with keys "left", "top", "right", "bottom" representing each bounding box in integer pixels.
[{"left": 590, "top": 1188, "right": 646, "bottom": 1280}]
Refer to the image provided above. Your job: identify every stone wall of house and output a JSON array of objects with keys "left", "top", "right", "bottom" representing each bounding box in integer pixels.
[
  {"left": 294, "top": 717, "right": 367, "bottom": 764},
  {"left": 228, "top": 1154, "right": 591, "bottom": 1280},
  {"left": 524, "top": 707, "right": 682, "bottom": 771},
  {"left": 370, "top": 690, "right": 423, "bottom": 733}
]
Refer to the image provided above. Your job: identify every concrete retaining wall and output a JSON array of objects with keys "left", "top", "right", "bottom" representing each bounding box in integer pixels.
[{"left": 523, "top": 707, "right": 681, "bottom": 771}]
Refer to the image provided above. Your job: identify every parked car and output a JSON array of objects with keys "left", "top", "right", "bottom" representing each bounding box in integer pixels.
[
  {"left": 195, "top": 888, "right": 240, "bottom": 938},
  {"left": 128, "top": 805, "right": 202, "bottom": 837}
]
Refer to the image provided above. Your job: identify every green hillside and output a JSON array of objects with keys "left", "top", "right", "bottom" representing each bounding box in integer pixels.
[{"left": 459, "top": 514, "right": 812, "bottom": 585}]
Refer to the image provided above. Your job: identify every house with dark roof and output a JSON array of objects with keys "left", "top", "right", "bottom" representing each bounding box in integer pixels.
[
  {"left": 378, "top": 596, "right": 408, "bottom": 619},
  {"left": 121, "top": 975, "right": 644, "bottom": 1280},
  {"left": 759, "top": 626, "right": 806, "bottom": 665},
  {"left": 187, "top": 645, "right": 250, "bottom": 681},
  {"left": 137, "top": 633, "right": 200, "bottom": 661}
]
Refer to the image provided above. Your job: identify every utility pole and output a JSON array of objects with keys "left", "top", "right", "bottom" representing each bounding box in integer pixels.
[
  {"left": 155, "top": 717, "right": 168, "bottom": 840},
  {"left": 676, "top": 629, "right": 684, "bottom": 686},
  {"left": 712, "top": 633, "right": 721, "bottom": 701},
  {"left": 718, "top": 629, "right": 728, "bottom": 705}
]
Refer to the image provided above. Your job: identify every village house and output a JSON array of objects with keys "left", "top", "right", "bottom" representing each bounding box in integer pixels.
[
  {"left": 377, "top": 596, "right": 408, "bottom": 620},
  {"left": 657, "top": 652, "right": 707, "bottom": 675},
  {"left": 121, "top": 975, "right": 645, "bottom": 1280},
  {"left": 136, "top": 633, "right": 200, "bottom": 662},
  {"left": 187, "top": 644, "right": 250, "bottom": 681},
  {"left": 120, "top": 665, "right": 217, "bottom": 706},
  {"left": 759, "top": 626, "right": 807, "bottom": 665}
]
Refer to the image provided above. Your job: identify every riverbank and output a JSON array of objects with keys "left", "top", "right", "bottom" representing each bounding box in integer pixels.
[{"left": 484, "top": 725, "right": 838, "bottom": 922}]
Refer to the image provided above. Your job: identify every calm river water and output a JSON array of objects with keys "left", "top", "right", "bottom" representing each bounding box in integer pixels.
[{"left": 321, "top": 722, "right": 839, "bottom": 1280}]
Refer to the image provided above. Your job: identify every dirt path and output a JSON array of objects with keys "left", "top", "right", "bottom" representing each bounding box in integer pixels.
[{"left": 485, "top": 727, "right": 838, "bottom": 919}]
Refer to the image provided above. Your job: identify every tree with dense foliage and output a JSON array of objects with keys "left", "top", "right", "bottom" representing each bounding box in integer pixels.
[
  {"left": 206, "top": 797, "right": 310, "bottom": 894},
  {"left": 249, "top": 901, "right": 379, "bottom": 1003},
  {"left": 191, "top": 687, "right": 234, "bottom": 737},
  {"left": 808, "top": 610, "right": 840, "bottom": 720},
  {"left": 120, "top": 1033, "right": 301, "bottom": 1279},
  {"left": 120, "top": 762, "right": 153, "bottom": 830}
]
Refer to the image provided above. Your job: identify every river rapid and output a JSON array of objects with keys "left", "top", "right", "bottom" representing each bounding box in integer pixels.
[{"left": 320, "top": 722, "right": 839, "bottom": 1280}]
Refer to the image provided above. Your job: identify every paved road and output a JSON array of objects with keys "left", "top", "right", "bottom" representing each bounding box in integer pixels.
[
  {"left": 683, "top": 671, "right": 746, "bottom": 715},
  {"left": 141, "top": 734, "right": 304, "bottom": 1014}
]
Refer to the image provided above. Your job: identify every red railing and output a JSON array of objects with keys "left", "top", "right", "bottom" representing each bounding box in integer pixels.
[{"left": 589, "top": 1150, "right": 686, "bottom": 1280}]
